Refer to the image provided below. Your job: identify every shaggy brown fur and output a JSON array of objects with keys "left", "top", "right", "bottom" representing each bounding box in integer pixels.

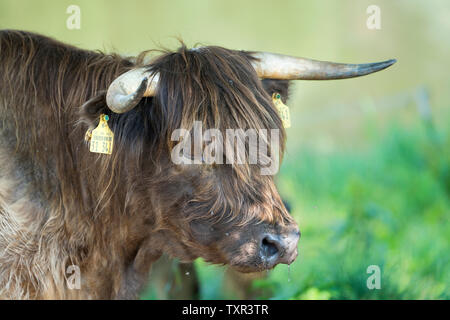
[{"left": 0, "top": 30, "right": 298, "bottom": 299}]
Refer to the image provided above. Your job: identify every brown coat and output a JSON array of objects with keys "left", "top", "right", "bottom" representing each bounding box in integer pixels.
[{"left": 0, "top": 30, "right": 297, "bottom": 299}]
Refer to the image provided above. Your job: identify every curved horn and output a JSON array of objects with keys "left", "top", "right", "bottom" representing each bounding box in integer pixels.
[
  {"left": 106, "top": 68, "right": 159, "bottom": 113},
  {"left": 251, "top": 52, "right": 396, "bottom": 80}
]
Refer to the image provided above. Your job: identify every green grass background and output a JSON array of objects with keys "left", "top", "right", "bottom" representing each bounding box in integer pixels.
[{"left": 1, "top": 0, "right": 448, "bottom": 299}]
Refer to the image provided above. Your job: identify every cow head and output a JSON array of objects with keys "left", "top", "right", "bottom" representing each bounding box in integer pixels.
[{"left": 81, "top": 45, "right": 395, "bottom": 272}]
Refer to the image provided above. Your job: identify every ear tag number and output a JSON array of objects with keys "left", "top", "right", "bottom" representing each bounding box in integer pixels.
[
  {"left": 89, "top": 114, "right": 114, "bottom": 155},
  {"left": 272, "top": 93, "right": 291, "bottom": 128}
]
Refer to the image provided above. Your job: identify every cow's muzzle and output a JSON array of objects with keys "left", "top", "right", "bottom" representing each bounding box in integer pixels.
[{"left": 259, "top": 229, "right": 300, "bottom": 268}]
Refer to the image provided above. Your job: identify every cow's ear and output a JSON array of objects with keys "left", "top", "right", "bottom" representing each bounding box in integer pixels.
[
  {"left": 80, "top": 91, "right": 109, "bottom": 127},
  {"left": 261, "top": 79, "right": 291, "bottom": 104}
]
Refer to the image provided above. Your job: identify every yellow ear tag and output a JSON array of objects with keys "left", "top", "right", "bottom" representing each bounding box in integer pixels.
[
  {"left": 272, "top": 93, "right": 291, "bottom": 128},
  {"left": 89, "top": 114, "right": 114, "bottom": 155}
]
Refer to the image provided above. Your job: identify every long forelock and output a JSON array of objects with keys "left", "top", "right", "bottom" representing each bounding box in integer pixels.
[{"left": 147, "top": 44, "right": 286, "bottom": 184}]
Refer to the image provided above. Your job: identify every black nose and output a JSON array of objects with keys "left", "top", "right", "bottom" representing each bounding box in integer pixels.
[
  {"left": 261, "top": 234, "right": 282, "bottom": 259},
  {"left": 260, "top": 231, "right": 300, "bottom": 267}
]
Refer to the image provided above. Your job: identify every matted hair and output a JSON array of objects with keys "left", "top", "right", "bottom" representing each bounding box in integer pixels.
[{"left": 0, "top": 30, "right": 292, "bottom": 299}]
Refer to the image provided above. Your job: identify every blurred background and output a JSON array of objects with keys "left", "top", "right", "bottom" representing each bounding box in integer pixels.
[{"left": 1, "top": 0, "right": 448, "bottom": 299}]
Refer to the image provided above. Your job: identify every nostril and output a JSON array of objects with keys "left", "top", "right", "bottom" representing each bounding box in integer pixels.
[
  {"left": 259, "top": 230, "right": 300, "bottom": 267},
  {"left": 261, "top": 235, "right": 280, "bottom": 258}
]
